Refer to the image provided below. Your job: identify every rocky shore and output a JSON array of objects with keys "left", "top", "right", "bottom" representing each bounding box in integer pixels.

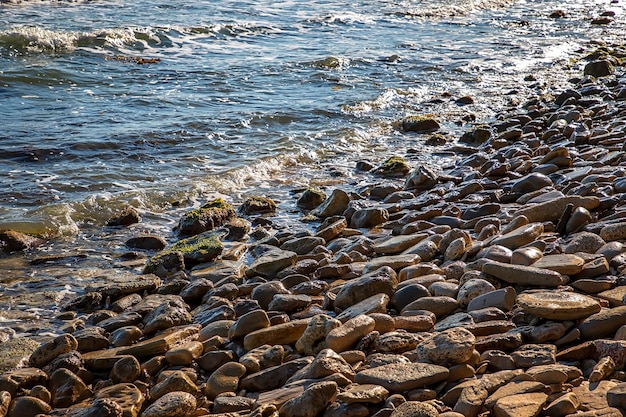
[{"left": 1, "top": 43, "right": 626, "bottom": 417}]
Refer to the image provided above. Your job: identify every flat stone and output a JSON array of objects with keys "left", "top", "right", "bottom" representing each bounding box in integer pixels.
[
  {"left": 375, "top": 234, "right": 428, "bottom": 255},
  {"left": 514, "top": 196, "right": 599, "bottom": 223},
  {"left": 543, "top": 392, "right": 580, "bottom": 417},
  {"left": 564, "top": 232, "right": 606, "bottom": 254},
  {"left": 415, "top": 327, "right": 476, "bottom": 365},
  {"left": 164, "top": 340, "right": 203, "bottom": 366},
  {"left": 401, "top": 296, "right": 459, "bottom": 317},
  {"left": 279, "top": 381, "right": 338, "bottom": 417},
  {"left": 334, "top": 266, "right": 397, "bottom": 311},
  {"left": 389, "top": 401, "right": 439, "bottom": 417},
  {"left": 149, "top": 370, "right": 197, "bottom": 401},
  {"left": 243, "top": 318, "right": 309, "bottom": 351},
  {"left": 531, "top": 254, "right": 585, "bottom": 275},
  {"left": 29, "top": 334, "right": 78, "bottom": 368},
  {"left": 336, "top": 293, "right": 390, "bottom": 322},
  {"left": 336, "top": 384, "right": 389, "bottom": 404},
  {"left": 491, "top": 223, "right": 544, "bottom": 249},
  {"left": 601, "top": 222, "right": 626, "bottom": 242},
  {"left": 482, "top": 261, "right": 564, "bottom": 287},
  {"left": 511, "top": 247, "right": 543, "bottom": 266},
  {"left": 493, "top": 392, "right": 548, "bottom": 417},
  {"left": 362, "top": 254, "right": 420, "bottom": 274},
  {"left": 510, "top": 344, "right": 556, "bottom": 368},
  {"left": 205, "top": 362, "right": 247, "bottom": 398},
  {"left": 467, "top": 287, "right": 516, "bottom": 312},
  {"left": 246, "top": 249, "right": 298, "bottom": 279},
  {"left": 355, "top": 362, "right": 449, "bottom": 393},
  {"left": 94, "top": 383, "right": 145, "bottom": 417},
  {"left": 281, "top": 236, "right": 326, "bottom": 255},
  {"left": 326, "top": 315, "right": 376, "bottom": 353},
  {"left": 597, "top": 286, "right": 626, "bottom": 307},
  {"left": 141, "top": 391, "right": 197, "bottom": 417},
  {"left": 117, "top": 325, "right": 199, "bottom": 357},
  {"left": 315, "top": 218, "right": 347, "bottom": 241},
  {"left": 516, "top": 291, "right": 601, "bottom": 320},
  {"left": 579, "top": 306, "right": 626, "bottom": 339},
  {"left": 240, "top": 357, "right": 312, "bottom": 392},
  {"left": 572, "top": 381, "right": 617, "bottom": 412}
]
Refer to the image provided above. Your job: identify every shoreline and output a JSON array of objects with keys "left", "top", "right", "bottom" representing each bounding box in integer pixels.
[{"left": 1, "top": 41, "right": 626, "bottom": 417}]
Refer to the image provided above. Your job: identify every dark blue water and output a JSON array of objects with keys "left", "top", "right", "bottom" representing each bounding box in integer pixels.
[{"left": 0, "top": 0, "right": 624, "bottom": 325}]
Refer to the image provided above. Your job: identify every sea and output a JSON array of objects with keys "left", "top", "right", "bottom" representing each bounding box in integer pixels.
[{"left": 0, "top": 0, "right": 624, "bottom": 333}]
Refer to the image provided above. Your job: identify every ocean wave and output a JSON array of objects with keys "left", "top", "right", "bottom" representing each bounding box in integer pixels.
[{"left": 393, "top": 0, "right": 517, "bottom": 18}]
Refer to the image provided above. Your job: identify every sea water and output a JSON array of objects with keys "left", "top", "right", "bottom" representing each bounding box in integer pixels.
[{"left": 0, "top": 0, "right": 624, "bottom": 327}]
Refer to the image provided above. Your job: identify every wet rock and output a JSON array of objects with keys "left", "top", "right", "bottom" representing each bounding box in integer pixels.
[
  {"left": 93, "top": 383, "right": 145, "bottom": 417},
  {"left": 584, "top": 60, "right": 614, "bottom": 78},
  {"left": 177, "top": 198, "right": 236, "bottom": 237},
  {"left": 374, "top": 156, "right": 411, "bottom": 177},
  {"left": 334, "top": 266, "right": 397, "bottom": 311},
  {"left": 240, "top": 195, "right": 277, "bottom": 215},
  {"left": 143, "top": 299, "right": 191, "bottom": 334},
  {"left": 149, "top": 370, "right": 197, "bottom": 400},
  {"left": 297, "top": 188, "right": 327, "bottom": 210},
  {"left": 350, "top": 207, "right": 389, "bottom": 229},
  {"left": 312, "top": 189, "right": 351, "bottom": 218},
  {"left": 402, "top": 115, "right": 440, "bottom": 133},
  {"left": 29, "top": 334, "right": 78, "bottom": 368},
  {"left": 125, "top": 235, "right": 167, "bottom": 251},
  {"left": 229, "top": 309, "right": 271, "bottom": 339},
  {"left": 246, "top": 249, "right": 298, "bottom": 279},
  {"left": 205, "top": 362, "right": 247, "bottom": 398},
  {"left": 107, "top": 206, "right": 141, "bottom": 227},
  {"left": 0, "top": 368, "right": 47, "bottom": 396},
  {"left": 6, "top": 396, "right": 51, "bottom": 417},
  {"left": 111, "top": 356, "right": 141, "bottom": 384},
  {"left": 50, "top": 368, "right": 89, "bottom": 407}
]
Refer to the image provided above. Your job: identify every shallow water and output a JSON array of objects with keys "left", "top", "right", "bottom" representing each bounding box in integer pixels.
[{"left": 0, "top": 0, "right": 625, "bottom": 329}]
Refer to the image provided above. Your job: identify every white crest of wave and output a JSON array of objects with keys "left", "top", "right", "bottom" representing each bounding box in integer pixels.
[{"left": 401, "top": 0, "right": 516, "bottom": 17}]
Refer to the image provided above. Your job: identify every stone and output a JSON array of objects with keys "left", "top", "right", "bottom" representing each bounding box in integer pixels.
[
  {"left": 6, "top": 396, "right": 51, "bottom": 417},
  {"left": 251, "top": 281, "right": 291, "bottom": 310},
  {"left": 482, "top": 261, "right": 564, "bottom": 287},
  {"left": 326, "top": 315, "right": 376, "bottom": 353},
  {"left": 94, "top": 383, "right": 145, "bottom": 417},
  {"left": 125, "top": 235, "right": 167, "bottom": 250},
  {"left": 244, "top": 319, "right": 309, "bottom": 351},
  {"left": 363, "top": 254, "right": 421, "bottom": 274},
  {"left": 491, "top": 223, "right": 544, "bottom": 249},
  {"left": 566, "top": 207, "right": 592, "bottom": 234},
  {"left": 375, "top": 234, "right": 428, "bottom": 255},
  {"left": 0, "top": 230, "right": 44, "bottom": 253},
  {"left": 544, "top": 392, "right": 580, "bottom": 417},
  {"left": 513, "top": 196, "right": 599, "bottom": 223},
  {"left": 241, "top": 357, "right": 311, "bottom": 392},
  {"left": 177, "top": 198, "right": 235, "bottom": 236},
  {"left": 531, "top": 254, "right": 585, "bottom": 275},
  {"left": 29, "top": 334, "right": 78, "bottom": 368},
  {"left": 607, "top": 382, "right": 626, "bottom": 411},
  {"left": 141, "top": 391, "right": 197, "bottom": 417},
  {"left": 296, "top": 314, "right": 341, "bottom": 356},
  {"left": 511, "top": 173, "right": 553, "bottom": 194},
  {"left": 165, "top": 340, "right": 203, "bottom": 365},
  {"left": 213, "top": 395, "right": 255, "bottom": 413},
  {"left": 316, "top": 218, "right": 347, "bottom": 241},
  {"left": 601, "top": 222, "right": 626, "bottom": 242},
  {"left": 355, "top": 362, "right": 449, "bottom": 393},
  {"left": 486, "top": 381, "right": 549, "bottom": 409},
  {"left": 229, "top": 309, "right": 271, "bottom": 339},
  {"left": 269, "top": 294, "right": 312, "bottom": 312},
  {"left": 247, "top": 249, "right": 298, "bottom": 279},
  {"left": 279, "top": 381, "right": 338, "bottom": 417},
  {"left": 312, "top": 189, "right": 351, "bottom": 218},
  {"left": 240, "top": 196, "right": 277, "bottom": 215},
  {"left": 493, "top": 392, "right": 548, "bottom": 417},
  {"left": 516, "top": 291, "right": 601, "bottom": 320},
  {"left": 579, "top": 306, "right": 626, "bottom": 339},
  {"left": 401, "top": 296, "right": 458, "bottom": 317},
  {"left": 510, "top": 344, "right": 556, "bottom": 368},
  {"left": 350, "top": 207, "right": 389, "bottom": 228},
  {"left": 457, "top": 279, "right": 496, "bottom": 308},
  {"left": 117, "top": 325, "right": 199, "bottom": 357},
  {"left": 111, "top": 356, "right": 141, "bottom": 384},
  {"left": 511, "top": 246, "right": 543, "bottom": 266},
  {"left": 307, "top": 348, "right": 356, "bottom": 380},
  {"left": 149, "top": 370, "right": 197, "bottom": 400},
  {"left": 143, "top": 299, "right": 191, "bottom": 334},
  {"left": 584, "top": 59, "right": 614, "bottom": 77},
  {"left": 334, "top": 266, "right": 397, "bottom": 311},
  {"left": 415, "top": 327, "right": 476, "bottom": 365},
  {"left": 337, "top": 384, "right": 389, "bottom": 404},
  {"left": 336, "top": 293, "right": 389, "bottom": 322},
  {"left": 394, "top": 315, "right": 434, "bottom": 332},
  {"left": 50, "top": 368, "right": 89, "bottom": 407},
  {"left": 572, "top": 380, "right": 616, "bottom": 412},
  {"left": 402, "top": 115, "right": 440, "bottom": 133},
  {"left": 453, "top": 385, "right": 488, "bottom": 417},
  {"left": 107, "top": 206, "right": 141, "bottom": 226},
  {"left": 564, "top": 232, "right": 606, "bottom": 254},
  {"left": 467, "top": 287, "right": 516, "bottom": 312},
  {"left": 205, "top": 362, "right": 247, "bottom": 398},
  {"left": 297, "top": 188, "right": 327, "bottom": 210},
  {"left": 389, "top": 401, "right": 439, "bottom": 417},
  {"left": 110, "top": 326, "right": 143, "bottom": 347}
]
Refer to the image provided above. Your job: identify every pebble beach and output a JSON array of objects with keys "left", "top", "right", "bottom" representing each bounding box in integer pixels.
[{"left": 4, "top": 18, "right": 626, "bottom": 417}]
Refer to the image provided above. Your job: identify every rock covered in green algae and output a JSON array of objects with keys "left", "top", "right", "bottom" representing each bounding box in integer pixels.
[
  {"left": 401, "top": 115, "right": 440, "bottom": 133},
  {"left": 239, "top": 196, "right": 277, "bottom": 215},
  {"left": 144, "top": 231, "right": 224, "bottom": 275},
  {"left": 176, "top": 198, "right": 235, "bottom": 237},
  {"left": 373, "top": 156, "right": 411, "bottom": 178}
]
